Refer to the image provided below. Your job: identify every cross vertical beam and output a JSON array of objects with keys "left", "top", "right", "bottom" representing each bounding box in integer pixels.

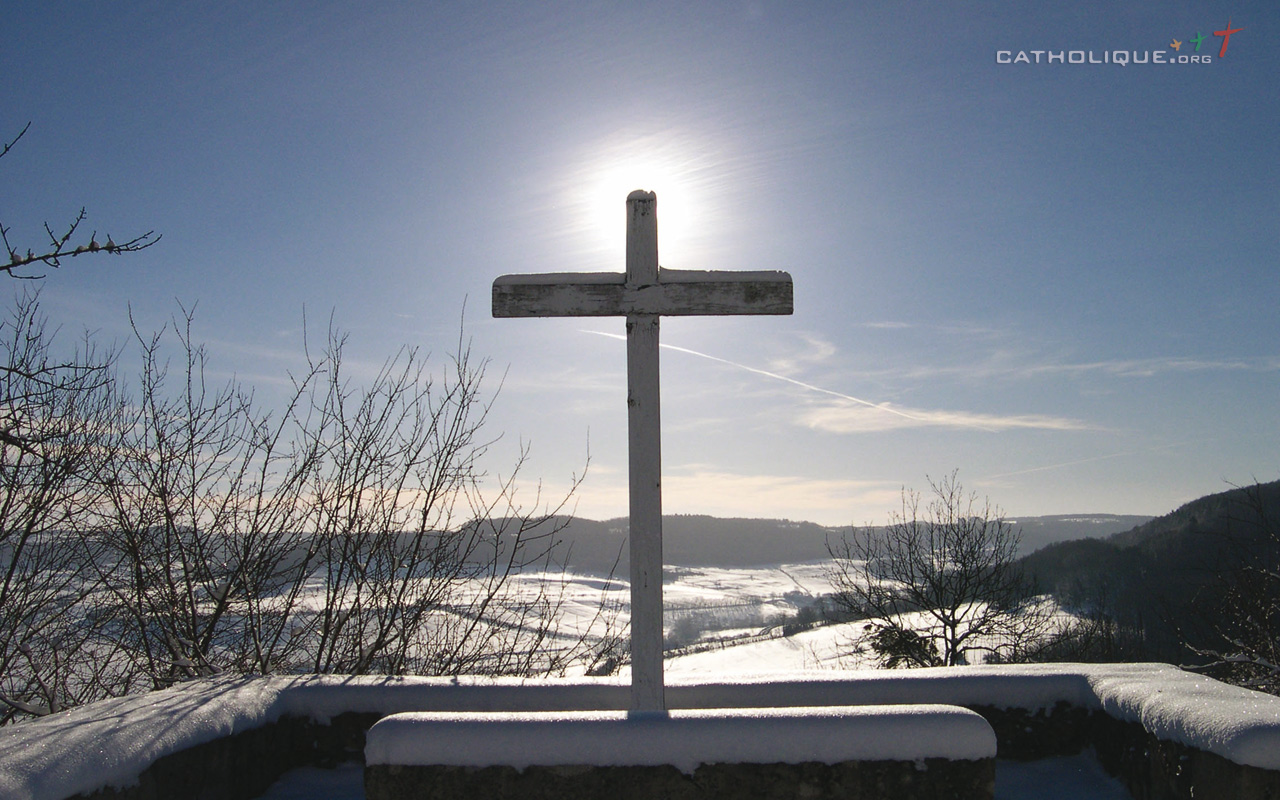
[
  {"left": 624, "top": 191, "right": 663, "bottom": 712},
  {"left": 491, "top": 190, "right": 792, "bottom": 714}
]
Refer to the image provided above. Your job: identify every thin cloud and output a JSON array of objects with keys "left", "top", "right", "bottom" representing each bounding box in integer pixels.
[
  {"left": 766, "top": 332, "right": 837, "bottom": 376},
  {"left": 801, "top": 403, "right": 1092, "bottom": 435},
  {"left": 882, "top": 355, "right": 1280, "bottom": 383},
  {"left": 664, "top": 469, "right": 900, "bottom": 524},
  {"left": 1022, "top": 356, "right": 1280, "bottom": 379},
  {"left": 582, "top": 331, "right": 1092, "bottom": 433},
  {"left": 856, "top": 320, "right": 1004, "bottom": 338},
  {"left": 559, "top": 464, "right": 903, "bottom": 526}
]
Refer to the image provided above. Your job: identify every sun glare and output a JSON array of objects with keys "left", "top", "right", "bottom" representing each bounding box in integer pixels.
[
  {"left": 565, "top": 133, "right": 720, "bottom": 269},
  {"left": 587, "top": 160, "right": 699, "bottom": 257}
]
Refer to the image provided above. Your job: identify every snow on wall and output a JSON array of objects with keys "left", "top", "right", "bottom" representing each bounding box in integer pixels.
[
  {"left": 2, "top": 665, "right": 1279, "bottom": 800},
  {"left": 365, "top": 705, "right": 996, "bottom": 773},
  {"left": 0, "top": 675, "right": 631, "bottom": 800},
  {"left": 0, "top": 676, "right": 293, "bottom": 800},
  {"left": 665, "top": 664, "right": 1098, "bottom": 712},
  {"left": 492, "top": 271, "right": 624, "bottom": 286},
  {"left": 1088, "top": 663, "right": 1280, "bottom": 771},
  {"left": 277, "top": 674, "right": 631, "bottom": 721}
]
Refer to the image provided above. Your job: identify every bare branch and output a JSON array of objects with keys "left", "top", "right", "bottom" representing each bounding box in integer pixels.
[
  {"left": 0, "top": 123, "right": 31, "bottom": 161},
  {"left": 0, "top": 124, "right": 161, "bottom": 279}
]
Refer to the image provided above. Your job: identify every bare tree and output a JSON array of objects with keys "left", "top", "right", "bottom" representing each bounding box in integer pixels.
[
  {"left": 292, "top": 325, "right": 593, "bottom": 677},
  {"left": 0, "top": 294, "right": 615, "bottom": 722},
  {"left": 89, "top": 306, "right": 319, "bottom": 686},
  {"left": 827, "top": 472, "right": 1051, "bottom": 667},
  {"left": 0, "top": 123, "right": 160, "bottom": 720},
  {"left": 0, "top": 291, "right": 135, "bottom": 721},
  {"left": 90, "top": 309, "right": 609, "bottom": 693},
  {"left": 0, "top": 124, "right": 614, "bottom": 719},
  {"left": 1, "top": 124, "right": 159, "bottom": 280},
  {"left": 1013, "top": 580, "right": 1148, "bottom": 665}
]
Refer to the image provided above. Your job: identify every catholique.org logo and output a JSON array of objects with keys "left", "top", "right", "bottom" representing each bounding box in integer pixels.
[{"left": 997, "top": 17, "right": 1243, "bottom": 65}]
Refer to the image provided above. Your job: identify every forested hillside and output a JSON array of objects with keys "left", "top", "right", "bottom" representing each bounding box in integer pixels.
[{"left": 1022, "top": 480, "right": 1280, "bottom": 682}]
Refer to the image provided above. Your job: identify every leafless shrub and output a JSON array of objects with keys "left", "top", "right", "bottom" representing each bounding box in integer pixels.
[
  {"left": 827, "top": 471, "right": 1052, "bottom": 667},
  {"left": 87, "top": 309, "right": 606, "bottom": 694},
  {"left": 0, "top": 291, "right": 135, "bottom": 721}
]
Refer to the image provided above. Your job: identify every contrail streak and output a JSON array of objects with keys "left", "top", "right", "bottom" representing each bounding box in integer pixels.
[
  {"left": 979, "top": 441, "right": 1195, "bottom": 480},
  {"left": 582, "top": 330, "right": 927, "bottom": 422},
  {"left": 980, "top": 452, "right": 1133, "bottom": 480}
]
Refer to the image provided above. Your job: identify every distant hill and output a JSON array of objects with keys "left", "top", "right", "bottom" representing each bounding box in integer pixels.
[
  {"left": 537, "top": 512, "right": 1151, "bottom": 573},
  {"left": 547, "top": 515, "right": 837, "bottom": 574},
  {"left": 1024, "top": 480, "right": 1280, "bottom": 591},
  {"left": 526, "top": 482, "right": 1276, "bottom": 666},
  {"left": 1020, "top": 479, "right": 1280, "bottom": 661},
  {"left": 1109, "top": 481, "right": 1280, "bottom": 550},
  {"left": 1011, "top": 514, "right": 1153, "bottom": 556}
]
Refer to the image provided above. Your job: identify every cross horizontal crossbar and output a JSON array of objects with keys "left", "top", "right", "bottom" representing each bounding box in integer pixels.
[
  {"left": 491, "top": 191, "right": 793, "bottom": 713},
  {"left": 492, "top": 268, "right": 793, "bottom": 318}
]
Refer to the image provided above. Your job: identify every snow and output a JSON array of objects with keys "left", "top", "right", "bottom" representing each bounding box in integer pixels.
[
  {"left": 1089, "top": 663, "right": 1280, "bottom": 769},
  {"left": 662, "top": 562, "right": 830, "bottom": 606},
  {"left": 662, "top": 664, "right": 1097, "bottom": 713},
  {"left": 278, "top": 674, "right": 629, "bottom": 719},
  {"left": 365, "top": 705, "right": 996, "bottom": 773},
  {"left": 2, "top": 665, "right": 1279, "bottom": 800},
  {"left": 9, "top": 558, "right": 1262, "bottom": 800},
  {"left": 654, "top": 601, "right": 1074, "bottom": 674},
  {"left": 670, "top": 665, "right": 1280, "bottom": 769},
  {"left": 492, "top": 271, "right": 623, "bottom": 286},
  {"left": 0, "top": 677, "right": 302, "bottom": 800},
  {"left": 658, "top": 268, "right": 793, "bottom": 284}
]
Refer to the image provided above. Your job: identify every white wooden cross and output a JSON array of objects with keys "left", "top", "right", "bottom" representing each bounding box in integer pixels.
[{"left": 492, "top": 190, "right": 793, "bottom": 711}]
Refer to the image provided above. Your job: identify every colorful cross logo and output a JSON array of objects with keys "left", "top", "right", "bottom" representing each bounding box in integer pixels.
[
  {"left": 1214, "top": 18, "right": 1244, "bottom": 57},
  {"left": 1175, "top": 19, "right": 1244, "bottom": 57}
]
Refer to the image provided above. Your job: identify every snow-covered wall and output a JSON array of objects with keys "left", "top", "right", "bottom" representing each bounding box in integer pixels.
[
  {"left": 365, "top": 706, "right": 996, "bottom": 773},
  {"left": 1, "top": 664, "right": 1278, "bottom": 800}
]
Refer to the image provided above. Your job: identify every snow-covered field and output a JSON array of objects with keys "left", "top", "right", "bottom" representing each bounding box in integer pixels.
[
  {"left": 509, "top": 559, "right": 1072, "bottom": 677},
  {"left": 508, "top": 560, "right": 835, "bottom": 644}
]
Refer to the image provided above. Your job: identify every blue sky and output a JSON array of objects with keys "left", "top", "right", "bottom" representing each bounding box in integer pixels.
[{"left": 4, "top": 2, "right": 1277, "bottom": 526}]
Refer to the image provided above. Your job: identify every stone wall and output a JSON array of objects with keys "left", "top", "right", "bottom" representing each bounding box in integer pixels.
[
  {"left": 967, "top": 702, "right": 1094, "bottom": 761},
  {"left": 366, "top": 758, "right": 995, "bottom": 800},
  {"left": 1091, "top": 715, "right": 1280, "bottom": 800},
  {"left": 71, "top": 713, "right": 378, "bottom": 800},
  {"left": 68, "top": 704, "right": 1280, "bottom": 800},
  {"left": 29, "top": 668, "right": 1275, "bottom": 800}
]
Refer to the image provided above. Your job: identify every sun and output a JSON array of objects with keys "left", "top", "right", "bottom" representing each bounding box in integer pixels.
[
  {"left": 585, "top": 158, "right": 699, "bottom": 259},
  {"left": 565, "top": 133, "right": 716, "bottom": 269}
]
